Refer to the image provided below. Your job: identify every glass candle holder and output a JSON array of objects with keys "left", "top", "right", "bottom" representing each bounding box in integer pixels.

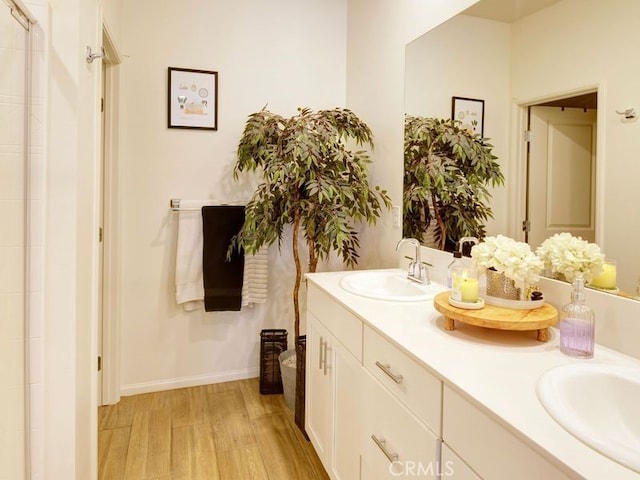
[
  {"left": 451, "top": 266, "right": 479, "bottom": 303},
  {"left": 590, "top": 259, "right": 617, "bottom": 290}
]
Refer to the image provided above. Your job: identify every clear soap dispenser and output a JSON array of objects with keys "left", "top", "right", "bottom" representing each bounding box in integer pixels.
[
  {"left": 447, "top": 251, "right": 464, "bottom": 289},
  {"left": 559, "top": 274, "right": 595, "bottom": 358}
]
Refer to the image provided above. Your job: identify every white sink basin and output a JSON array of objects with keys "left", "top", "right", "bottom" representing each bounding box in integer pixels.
[
  {"left": 536, "top": 363, "right": 640, "bottom": 473},
  {"left": 339, "top": 270, "right": 445, "bottom": 301}
]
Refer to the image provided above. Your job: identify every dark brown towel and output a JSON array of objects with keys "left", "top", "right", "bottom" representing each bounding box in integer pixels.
[{"left": 202, "top": 205, "right": 245, "bottom": 311}]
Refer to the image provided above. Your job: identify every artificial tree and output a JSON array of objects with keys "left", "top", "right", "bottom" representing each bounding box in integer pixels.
[
  {"left": 230, "top": 106, "right": 391, "bottom": 340},
  {"left": 403, "top": 115, "right": 504, "bottom": 250}
]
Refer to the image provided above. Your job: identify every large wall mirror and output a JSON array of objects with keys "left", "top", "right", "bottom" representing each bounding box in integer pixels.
[{"left": 404, "top": 0, "right": 640, "bottom": 297}]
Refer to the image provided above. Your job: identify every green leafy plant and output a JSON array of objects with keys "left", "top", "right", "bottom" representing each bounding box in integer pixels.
[
  {"left": 230, "top": 106, "right": 391, "bottom": 339},
  {"left": 403, "top": 115, "right": 504, "bottom": 250}
]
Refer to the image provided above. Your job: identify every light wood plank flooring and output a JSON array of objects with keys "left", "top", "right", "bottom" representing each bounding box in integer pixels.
[{"left": 98, "top": 378, "right": 329, "bottom": 480}]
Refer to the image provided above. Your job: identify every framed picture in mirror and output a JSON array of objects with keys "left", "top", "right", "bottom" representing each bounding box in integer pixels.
[
  {"left": 451, "top": 96, "right": 484, "bottom": 136},
  {"left": 168, "top": 67, "right": 218, "bottom": 130}
]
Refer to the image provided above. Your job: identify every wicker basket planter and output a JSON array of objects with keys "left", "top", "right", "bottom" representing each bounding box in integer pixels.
[{"left": 259, "top": 329, "right": 288, "bottom": 395}]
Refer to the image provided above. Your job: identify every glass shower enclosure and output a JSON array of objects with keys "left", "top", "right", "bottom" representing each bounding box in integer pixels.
[{"left": 0, "top": 0, "right": 34, "bottom": 478}]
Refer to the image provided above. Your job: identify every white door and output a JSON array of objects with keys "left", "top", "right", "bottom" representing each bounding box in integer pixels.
[{"left": 527, "top": 106, "right": 597, "bottom": 248}]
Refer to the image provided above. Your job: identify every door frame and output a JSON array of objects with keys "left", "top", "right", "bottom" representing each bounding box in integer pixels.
[
  {"left": 510, "top": 84, "right": 605, "bottom": 248},
  {"left": 99, "top": 24, "right": 123, "bottom": 406}
]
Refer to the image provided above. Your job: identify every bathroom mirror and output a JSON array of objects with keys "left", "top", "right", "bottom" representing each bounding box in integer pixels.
[{"left": 404, "top": 0, "right": 640, "bottom": 296}]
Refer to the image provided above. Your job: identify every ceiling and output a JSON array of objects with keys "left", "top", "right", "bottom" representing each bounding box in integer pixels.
[{"left": 463, "top": 0, "right": 562, "bottom": 23}]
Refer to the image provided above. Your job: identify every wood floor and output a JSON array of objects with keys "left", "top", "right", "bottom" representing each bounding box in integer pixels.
[{"left": 98, "top": 378, "right": 329, "bottom": 480}]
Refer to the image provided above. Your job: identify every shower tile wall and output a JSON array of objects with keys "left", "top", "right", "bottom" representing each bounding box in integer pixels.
[
  {"left": 0, "top": 3, "right": 46, "bottom": 478},
  {"left": 0, "top": 6, "right": 28, "bottom": 478}
]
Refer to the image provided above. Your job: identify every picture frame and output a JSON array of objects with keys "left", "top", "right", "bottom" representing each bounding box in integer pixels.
[
  {"left": 451, "top": 96, "right": 484, "bottom": 136},
  {"left": 168, "top": 67, "right": 218, "bottom": 130}
]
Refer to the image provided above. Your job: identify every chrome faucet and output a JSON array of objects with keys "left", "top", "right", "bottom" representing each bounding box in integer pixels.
[{"left": 396, "top": 237, "right": 430, "bottom": 285}]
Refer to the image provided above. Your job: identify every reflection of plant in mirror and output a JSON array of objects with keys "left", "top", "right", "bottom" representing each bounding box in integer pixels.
[
  {"left": 536, "top": 232, "right": 604, "bottom": 284},
  {"left": 403, "top": 116, "right": 504, "bottom": 249}
]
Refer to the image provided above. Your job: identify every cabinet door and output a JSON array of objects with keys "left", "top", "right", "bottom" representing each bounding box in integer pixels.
[
  {"left": 333, "top": 340, "right": 363, "bottom": 480},
  {"left": 306, "top": 314, "right": 333, "bottom": 468}
]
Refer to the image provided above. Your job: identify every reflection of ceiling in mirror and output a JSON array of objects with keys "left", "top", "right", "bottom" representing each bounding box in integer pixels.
[{"left": 463, "top": 0, "right": 561, "bottom": 23}]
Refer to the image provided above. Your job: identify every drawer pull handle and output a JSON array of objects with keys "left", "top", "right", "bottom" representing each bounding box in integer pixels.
[
  {"left": 323, "top": 341, "right": 329, "bottom": 376},
  {"left": 375, "top": 361, "right": 403, "bottom": 384},
  {"left": 318, "top": 336, "right": 325, "bottom": 370},
  {"left": 371, "top": 434, "right": 399, "bottom": 463}
]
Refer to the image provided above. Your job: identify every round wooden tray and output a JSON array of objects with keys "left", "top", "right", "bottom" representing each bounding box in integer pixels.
[{"left": 433, "top": 291, "right": 558, "bottom": 342}]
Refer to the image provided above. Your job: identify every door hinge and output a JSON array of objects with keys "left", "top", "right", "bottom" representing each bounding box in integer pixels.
[
  {"left": 101, "top": 97, "right": 104, "bottom": 113},
  {"left": 522, "top": 220, "right": 531, "bottom": 233},
  {"left": 99, "top": 227, "right": 103, "bottom": 243},
  {"left": 98, "top": 356, "right": 102, "bottom": 372},
  {"left": 524, "top": 130, "right": 533, "bottom": 142}
]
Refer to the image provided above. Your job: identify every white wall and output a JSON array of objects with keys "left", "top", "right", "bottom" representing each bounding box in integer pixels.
[
  {"left": 345, "top": 0, "right": 479, "bottom": 268},
  {"left": 44, "top": 0, "right": 117, "bottom": 477},
  {"left": 404, "top": 14, "right": 511, "bottom": 238},
  {"left": 101, "top": 0, "right": 122, "bottom": 48},
  {"left": 118, "top": 0, "right": 348, "bottom": 393},
  {"left": 510, "top": 0, "right": 640, "bottom": 293}
]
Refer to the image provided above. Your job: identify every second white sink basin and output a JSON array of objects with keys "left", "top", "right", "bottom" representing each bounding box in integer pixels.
[
  {"left": 536, "top": 363, "right": 640, "bottom": 473},
  {"left": 339, "top": 270, "right": 445, "bottom": 302}
]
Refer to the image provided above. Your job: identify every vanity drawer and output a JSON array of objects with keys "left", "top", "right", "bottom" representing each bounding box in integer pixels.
[
  {"left": 307, "top": 283, "right": 363, "bottom": 361},
  {"left": 363, "top": 325, "right": 442, "bottom": 435},
  {"left": 361, "top": 370, "right": 439, "bottom": 480}
]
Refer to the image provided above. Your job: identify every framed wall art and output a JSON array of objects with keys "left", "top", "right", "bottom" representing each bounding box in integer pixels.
[
  {"left": 168, "top": 67, "right": 218, "bottom": 130},
  {"left": 451, "top": 96, "right": 484, "bottom": 136}
]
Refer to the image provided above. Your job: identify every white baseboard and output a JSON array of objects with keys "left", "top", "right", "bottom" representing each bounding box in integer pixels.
[{"left": 119, "top": 367, "right": 260, "bottom": 396}]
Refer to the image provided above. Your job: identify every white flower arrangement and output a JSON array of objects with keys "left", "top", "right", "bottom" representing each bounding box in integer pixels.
[
  {"left": 471, "top": 234, "right": 543, "bottom": 285},
  {"left": 535, "top": 232, "right": 604, "bottom": 283}
]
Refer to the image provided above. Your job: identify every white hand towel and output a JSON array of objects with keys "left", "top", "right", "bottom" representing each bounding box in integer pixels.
[
  {"left": 242, "top": 246, "right": 269, "bottom": 307},
  {"left": 174, "top": 200, "right": 268, "bottom": 310},
  {"left": 175, "top": 204, "right": 206, "bottom": 311}
]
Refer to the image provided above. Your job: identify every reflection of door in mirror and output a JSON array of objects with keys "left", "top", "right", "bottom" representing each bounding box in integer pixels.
[{"left": 526, "top": 100, "right": 597, "bottom": 249}]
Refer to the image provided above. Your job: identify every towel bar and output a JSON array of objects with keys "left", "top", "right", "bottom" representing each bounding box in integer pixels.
[{"left": 170, "top": 198, "right": 246, "bottom": 211}]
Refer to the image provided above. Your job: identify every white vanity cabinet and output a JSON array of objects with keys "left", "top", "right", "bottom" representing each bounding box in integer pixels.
[
  {"left": 442, "top": 385, "right": 574, "bottom": 480},
  {"left": 305, "top": 273, "right": 594, "bottom": 480},
  {"left": 306, "top": 284, "right": 364, "bottom": 480}
]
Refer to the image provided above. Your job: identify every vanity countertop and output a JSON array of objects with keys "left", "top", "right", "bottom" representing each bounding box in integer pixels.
[{"left": 306, "top": 268, "right": 640, "bottom": 480}]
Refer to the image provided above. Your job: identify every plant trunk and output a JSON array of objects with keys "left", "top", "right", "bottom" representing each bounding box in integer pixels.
[
  {"left": 432, "top": 192, "right": 447, "bottom": 250},
  {"left": 308, "top": 237, "right": 318, "bottom": 273},
  {"left": 292, "top": 212, "right": 302, "bottom": 340}
]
